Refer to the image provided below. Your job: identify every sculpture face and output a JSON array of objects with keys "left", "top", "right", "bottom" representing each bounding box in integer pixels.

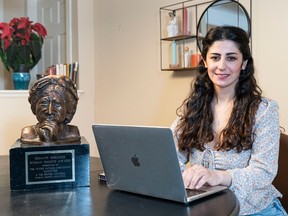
[
  {"left": 20, "top": 75, "right": 81, "bottom": 145},
  {"left": 35, "top": 91, "right": 67, "bottom": 124}
]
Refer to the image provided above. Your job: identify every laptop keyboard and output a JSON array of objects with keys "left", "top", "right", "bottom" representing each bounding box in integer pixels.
[{"left": 186, "top": 188, "right": 207, "bottom": 197}]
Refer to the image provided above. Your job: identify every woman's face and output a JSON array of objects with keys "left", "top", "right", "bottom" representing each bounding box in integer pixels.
[
  {"left": 203, "top": 40, "right": 247, "bottom": 92},
  {"left": 35, "top": 91, "right": 67, "bottom": 124}
]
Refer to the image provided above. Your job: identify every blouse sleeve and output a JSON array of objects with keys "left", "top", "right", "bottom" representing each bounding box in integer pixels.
[
  {"left": 170, "top": 117, "right": 189, "bottom": 172},
  {"left": 227, "top": 98, "right": 280, "bottom": 202}
]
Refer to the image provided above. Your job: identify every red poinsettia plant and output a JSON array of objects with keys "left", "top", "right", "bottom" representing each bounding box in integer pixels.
[{"left": 0, "top": 17, "right": 47, "bottom": 72}]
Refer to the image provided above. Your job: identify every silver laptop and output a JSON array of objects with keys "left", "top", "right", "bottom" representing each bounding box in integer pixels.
[{"left": 92, "top": 124, "right": 227, "bottom": 203}]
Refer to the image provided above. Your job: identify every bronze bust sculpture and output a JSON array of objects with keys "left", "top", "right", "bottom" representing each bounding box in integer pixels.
[{"left": 20, "top": 75, "right": 81, "bottom": 144}]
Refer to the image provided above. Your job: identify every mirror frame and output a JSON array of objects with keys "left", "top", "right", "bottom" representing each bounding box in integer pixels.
[{"left": 196, "top": 0, "right": 251, "bottom": 52}]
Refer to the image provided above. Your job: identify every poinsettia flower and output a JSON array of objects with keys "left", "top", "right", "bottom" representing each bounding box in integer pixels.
[
  {"left": 17, "top": 17, "right": 32, "bottom": 30},
  {"left": 0, "top": 17, "right": 47, "bottom": 71},
  {"left": 9, "top": 18, "right": 18, "bottom": 26},
  {"left": 33, "top": 23, "right": 47, "bottom": 37},
  {"left": 3, "top": 38, "right": 11, "bottom": 50},
  {"left": 0, "top": 23, "right": 12, "bottom": 39}
]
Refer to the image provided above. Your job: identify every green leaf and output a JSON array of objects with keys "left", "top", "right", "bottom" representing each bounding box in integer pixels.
[{"left": 31, "top": 40, "right": 42, "bottom": 63}]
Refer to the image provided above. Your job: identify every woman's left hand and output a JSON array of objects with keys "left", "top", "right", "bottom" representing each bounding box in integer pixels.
[{"left": 182, "top": 164, "right": 232, "bottom": 189}]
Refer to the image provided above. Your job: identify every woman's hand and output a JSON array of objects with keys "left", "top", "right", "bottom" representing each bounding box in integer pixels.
[{"left": 182, "top": 164, "right": 232, "bottom": 189}]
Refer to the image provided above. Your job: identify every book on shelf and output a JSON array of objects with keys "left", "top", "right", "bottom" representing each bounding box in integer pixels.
[{"left": 45, "top": 62, "right": 79, "bottom": 87}]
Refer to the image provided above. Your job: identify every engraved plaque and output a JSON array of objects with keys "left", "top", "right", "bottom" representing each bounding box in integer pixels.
[
  {"left": 25, "top": 150, "right": 75, "bottom": 185},
  {"left": 10, "top": 138, "right": 90, "bottom": 191}
]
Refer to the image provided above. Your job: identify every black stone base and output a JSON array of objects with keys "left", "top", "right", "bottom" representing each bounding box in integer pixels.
[{"left": 9, "top": 137, "right": 90, "bottom": 191}]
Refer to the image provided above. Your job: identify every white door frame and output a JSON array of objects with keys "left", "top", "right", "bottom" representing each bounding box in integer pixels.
[{"left": 27, "top": 0, "right": 78, "bottom": 76}]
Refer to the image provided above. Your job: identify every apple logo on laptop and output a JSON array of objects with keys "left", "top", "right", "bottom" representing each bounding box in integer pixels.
[{"left": 131, "top": 154, "right": 140, "bottom": 167}]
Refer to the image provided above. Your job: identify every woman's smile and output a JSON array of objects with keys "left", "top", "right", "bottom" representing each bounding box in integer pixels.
[{"left": 214, "top": 72, "right": 230, "bottom": 79}]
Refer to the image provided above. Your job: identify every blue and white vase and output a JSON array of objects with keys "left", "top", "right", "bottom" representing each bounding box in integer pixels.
[{"left": 12, "top": 65, "right": 31, "bottom": 90}]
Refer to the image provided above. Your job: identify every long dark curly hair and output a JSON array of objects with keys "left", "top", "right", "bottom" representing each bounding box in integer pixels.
[{"left": 175, "top": 26, "right": 262, "bottom": 154}]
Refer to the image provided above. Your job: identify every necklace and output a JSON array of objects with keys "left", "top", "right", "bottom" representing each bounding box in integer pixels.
[{"left": 214, "top": 101, "right": 233, "bottom": 126}]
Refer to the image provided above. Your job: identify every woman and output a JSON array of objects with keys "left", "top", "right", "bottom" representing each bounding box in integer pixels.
[{"left": 171, "top": 26, "right": 287, "bottom": 215}]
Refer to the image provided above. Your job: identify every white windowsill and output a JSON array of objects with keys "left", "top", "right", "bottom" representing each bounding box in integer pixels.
[{"left": 0, "top": 90, "right": 84, "bottom": 97}]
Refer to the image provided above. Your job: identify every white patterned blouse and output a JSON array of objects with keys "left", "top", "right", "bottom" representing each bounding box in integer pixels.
[{"left": 171, "top": 97, "right": 282, "bottom": 215}]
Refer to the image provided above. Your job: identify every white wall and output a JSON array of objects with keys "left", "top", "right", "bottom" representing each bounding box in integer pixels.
[
  {"left": 73, "top": 0, "right": 96, "bottom": 157},
  {"left": 94, "top": 0, "right": 194, "bottom": 128},
  {"left": 252, "top": 0, "right": 288, "bottom": 131},
  {"left": 0, "top": 94, "right": 35, "bottom": 154}
]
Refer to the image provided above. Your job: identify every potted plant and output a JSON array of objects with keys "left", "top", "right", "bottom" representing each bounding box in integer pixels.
[{"left": 0, "top": 17, "right": 47, "bottom": 89}]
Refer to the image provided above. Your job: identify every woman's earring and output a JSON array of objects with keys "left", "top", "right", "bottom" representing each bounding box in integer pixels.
[{"left": 242, "top": 60, "right": 248, "bottom": 70}]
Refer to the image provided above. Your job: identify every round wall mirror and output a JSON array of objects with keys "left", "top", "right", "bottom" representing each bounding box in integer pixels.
[{"left": 196, "top": 0, "right": 251, "bottom": 52}]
